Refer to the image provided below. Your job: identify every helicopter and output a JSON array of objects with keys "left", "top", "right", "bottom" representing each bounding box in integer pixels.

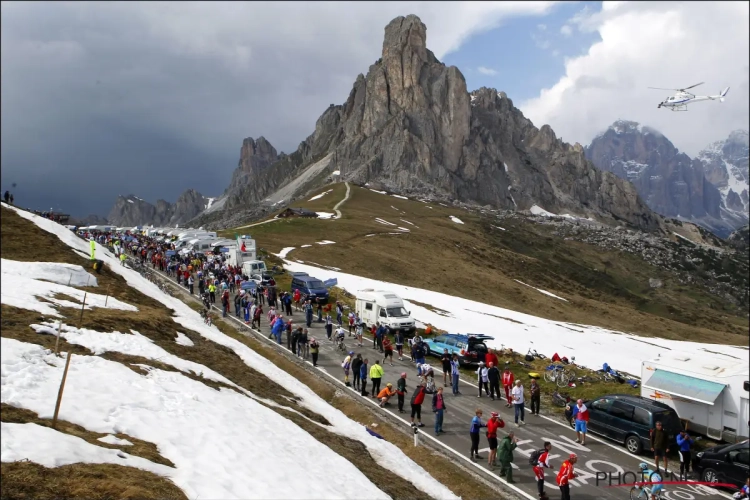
[{"left": 649, "top": 82, "right": 729, "bottom": 111}]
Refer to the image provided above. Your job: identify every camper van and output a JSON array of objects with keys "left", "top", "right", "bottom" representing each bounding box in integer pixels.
[
  {"left": 241, "top": 260, "right": 268, "bottom": 282},
  {"left": 641, "top": 353, "right": 749, "bottom": 443},
  {"left": 185, "top": 238, "right": 217, "bottom": 254},
  {"left": 355, "top": 289, "right": 416, "bottom": 334},
  {"left": 227, "top": 236, "right": 257, "bottom": 267}
]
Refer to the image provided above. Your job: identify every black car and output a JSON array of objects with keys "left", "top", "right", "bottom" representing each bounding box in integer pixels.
[
  {"left": 693, "top": 439, "right": 749, "bottom": 489},
  {"left": 422, "top": 333, "right": 493, "bottom": 367},
  {"left": 583, "top": 394, "right": 682, "bottom": 454}
]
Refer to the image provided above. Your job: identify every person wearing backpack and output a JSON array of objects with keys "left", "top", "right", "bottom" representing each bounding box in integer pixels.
[
  {"left": 531, "top": 442, "right": 553, "bottom": 499},
  {"left": 396, "top": 372, "right": 408, "bottom": 413},
  {"left": 410, "top": 383, "right": 427, "bottom": 428}
]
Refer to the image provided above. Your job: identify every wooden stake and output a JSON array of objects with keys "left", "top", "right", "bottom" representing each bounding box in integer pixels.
[
  {"left": 68, "top": 274, "right": 72, "bottom": 286},
  {"left": 54, "top": 320, "right": 62, "bottom": 356},
  {"left": 104, "top": 284, "right": 110, "bottom": 307},
  {"left": 78, "top": 292, "right": 87, "bottom": 327},
  {"left": 51, "top": 350, "right": 73, "bottom": 429}
]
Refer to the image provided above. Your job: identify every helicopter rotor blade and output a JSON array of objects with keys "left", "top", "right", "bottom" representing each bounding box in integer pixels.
[
  {"left": 648, "top": 87, "right": 679, "bottom": 91},
  {"left": 682, "top": 82, "right": 704, "bottom": 91}
]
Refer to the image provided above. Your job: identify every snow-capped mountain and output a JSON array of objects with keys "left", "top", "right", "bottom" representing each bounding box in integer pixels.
[
  {"left": 695, "top": 129, "right": 749, "bottom": 227},
  {"left": 585, "top": 121, "right": 747, "bottom": 238}
]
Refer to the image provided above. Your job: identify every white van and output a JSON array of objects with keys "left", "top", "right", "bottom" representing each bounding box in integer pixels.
[
  {"left": 356, "top": 289, "right": 416, "bottom": 334},
  {"left": 241, "top": 260, "right": 269, "bottom": 281}
]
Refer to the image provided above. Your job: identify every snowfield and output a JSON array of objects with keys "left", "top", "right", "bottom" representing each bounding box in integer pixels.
[
  {"left": 449, "top": 216, "right": 464, "bottom": 224},
  {"left": 1, "top": 205, "right": 460, "bottom": 500},
  {"left": 280, "top": 261, "right": 747, "bottom": 376}
]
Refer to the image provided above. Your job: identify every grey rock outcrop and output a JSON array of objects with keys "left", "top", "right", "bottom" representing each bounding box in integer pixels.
[
  {"left": 107, "top": 189, "right": 214, "bottom": 227},
  {"left": 211, "top": 14, "right": 661, "bottom": 232},
  {"left": 585, "top": 120, "right": 732, "bottom": 236}
]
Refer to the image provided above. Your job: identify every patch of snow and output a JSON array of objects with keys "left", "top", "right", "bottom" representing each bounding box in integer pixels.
[
  {"left": 374, "top": 218, "right": 396, "bottom": 226},
  {"left": 365, "top": 234, "right": 376, "bottom": 237},
  {"left": 276, "top": 247, "right": 296, "bottom": 258},
  {"left": 2, "top": 259, "right": 99, "bottom": 287},
  {"left": 2, "top": 422, "right": 172, "bottom": 475},
  {"left": 2, "top": 204, "right": 465, "bottom": 500},
  {"left": 369, "top": 189, "right": 387, "bottom": 195},
  {"left": 175, "top": 332, "right": 194, "bottom": 347},
  {"left": 530, "top": 205, "right": 556, "bottom": 217},
  {"left": 301, "top": 244, "right": 312, "bottom": 248},
  {"left": 427, "top": 206, "right": 433, "bottom": 209},
  {"left": 331, "top": 170, "right": 340, "bottom": 176},
  {"left": 492, "top": 225, "right": 506, "bottom": 231},
  {"left": 204, "top": 198, "right": 216, "bottom": 210},
  {"left": 316, "top": 240, "right": 336, "bottom": 245},
  {"left": 400, "top": 219, "right": 414, "bottom": 226},
  {"left": 396, "top": 227, "right": 411, "bottom": 232},
  {"left": 390, "top": 206, "right": 402, "bottom": 211},
  {"left": 392, "top": 194, "right": 408, "bottom": 200},
  {"left": 316, "top": 212, "right": 335, "bottom": 219},
  {"left": 1, "top": 261, "right": 137, "bottom": 318},
  {"left": 127, "top": 199, "right": 134, "bottom": 204},
  {"left": 97, "top": 434, "right": 134, "bottom": 446},
  {"left": 449, "top": 216, "right": 464, "bottom": 224},
  {"left": 309, "top": 189, "right": 333, "bottom": 201},
  {"left": 504, "top": 162, "right": 509, "bottom": 173},
  {"left": 514, "top": 280, "right": 568, "bottom": 302}
]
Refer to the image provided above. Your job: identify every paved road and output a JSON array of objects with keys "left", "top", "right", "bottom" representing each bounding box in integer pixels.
[{"left": 150, "top": 267, "right": 730, "bottom": 500}]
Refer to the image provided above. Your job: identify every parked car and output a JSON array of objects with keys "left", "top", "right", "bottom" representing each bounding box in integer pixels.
[
  {"left": 422, "top": 333, "right": 493, "bottom": 367},
  {"left": 693, "top": 440, "right": 749, "bottom": 489},
  {"left": 289, "top": 272, "right": 329, "bottom": 303},
  {"left": 582, "top": 394, "right": 682, "bottom": 454}
]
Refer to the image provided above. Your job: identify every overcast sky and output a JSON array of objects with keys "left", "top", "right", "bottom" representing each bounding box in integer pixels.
[{"left": 1, "top": 1, "right": 747, "bottom": 218}]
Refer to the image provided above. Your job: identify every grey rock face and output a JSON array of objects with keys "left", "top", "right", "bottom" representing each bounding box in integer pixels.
[
  {"left": 585, "top": 120, "right": 734, "bottom": 236},
  {"left": 214, "top": 15, "right": 660, "bottom": 232},
  {"left": 107, "top": 190, "right": 213, "bottom": 227}
]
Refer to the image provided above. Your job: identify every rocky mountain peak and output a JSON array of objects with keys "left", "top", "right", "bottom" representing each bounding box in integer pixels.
[
  {"left": 241, "top": 136, "right": 278, "bottom": 163},
  {"left": 106, "top": 189, "right": 212, "bottom": 227},
  {"left": 382, "top": 14, "right": 428, "bottom": 57}
]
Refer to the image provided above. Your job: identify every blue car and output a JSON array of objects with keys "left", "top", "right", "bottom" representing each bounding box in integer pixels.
[
  {"left": 422, "top": 333, "right": 494, "bottom": 367},
  {"left": 290, "top": 272, "right": 330, "bottom": 303}
]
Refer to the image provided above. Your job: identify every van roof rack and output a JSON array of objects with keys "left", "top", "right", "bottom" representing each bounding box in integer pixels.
[{"left": 290, "top": 272, "right": 309, "bottom": 276}]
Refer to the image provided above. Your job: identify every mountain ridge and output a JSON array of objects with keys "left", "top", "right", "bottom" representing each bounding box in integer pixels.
[{"left": 107, "top": 189, "right": 216, "bottom": 227}]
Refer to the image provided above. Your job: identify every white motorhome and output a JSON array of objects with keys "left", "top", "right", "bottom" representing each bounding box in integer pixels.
[
  {"left": 641, "top": 353, "right": 749, "bottom": 443},
  {"left": 355, "top": 289, "right": 416, "bottom": 334},
  {"left": 227, "top": 236, "right": 257, "bottom": 267},
  {"left": 241, "top": 260, "right": 268, "bottom": 280}
]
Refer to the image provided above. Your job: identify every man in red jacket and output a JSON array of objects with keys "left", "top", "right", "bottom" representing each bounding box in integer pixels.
[
  {"left": 486, "top": 411, "right": 505, "bottom": 469},
  {"left": 502, "top": 365, "right": 515, "bottom": 408},
  {"left": 485, "top": 349, "right": 499, "bottom": 369},
  {"left": 556, "top": 453, "right": 578, "bottom": 500}
]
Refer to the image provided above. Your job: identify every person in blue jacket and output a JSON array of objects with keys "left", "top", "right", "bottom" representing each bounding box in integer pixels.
[
  {"left": 360, "top": 359, "right": 369, "bottom": 396},
  {"left": 676, "top": 430, "right": 695, "bottom": 479},
  {"left": 469, "top": 408, "right": 486, "bottom": 460},
  {"left": 271, "top": 315, "right": 284, "bottom": 344}
]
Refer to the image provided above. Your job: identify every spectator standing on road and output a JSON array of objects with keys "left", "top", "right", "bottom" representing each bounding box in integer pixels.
[
  {"left": 531, "top": 441, "right": 553, "bottom": 499},
  {"left": 556, "top": 454, "right": 578, "bottom": 500},
  {"left": 187, "top": 275, "right": 195, "bottom": 295},
  {"left": 485, "top": 349, "right": 499, "bottom": 370},
  {"left": 477, "top": 362, "right": 489, "bottom": 397},
  {"left": 342, "top": 352, "right": 353, "bottom": 387},
  {"left": 414, "top": 340, "right": 426, "bottom": 366},
  {"left": 469, "top": 409, "right": 486, "bottom": 461},
  {"left": 396, "top": 372, "right": 407, "bottom": 413},
  {"left": 574, "top": 399, "right": 589, "bottom": 445},
  {"left": 498, "top": 431, "right": 518, "bottom": 482},
  {"left": 676, "top": 430, "right": 695, "bottom": 479},
  {"left": 530, "top": 378, "right": 541, "bottom": 415},
  {"left": 512, "top": 380, "right": 525, "bottom": 426},
  {"left": 486, "top": 412, "right": 504, "bottom": 469},
  {"left": 502, "top": 365, "right": 515, "bottom": 408},
  {"left": 382, "top": 336, "right": 394, "bottom": 366},
  {"left": 450, "top": 354, "right": 461, "bottom": 395},
  {"left": 325, "top": 313, "right": 333, "bottom": 340},
  {"left": 252, "top": 303, "right": 263, "bottom": 329},
  {"left": 370, "top": 360, "right": 384, "bottom": 397},
  {"left": 432, "top": 386, "right": 447, "bottom": 435},
  {"left": 650, "top": 421, "right": 670, "bottom": 474},
  {"left": 291, "top": 327, "right": 300, "bottom": 355},
  {"left": 271, "top": 314, "right": 284, "bottom": 344},
  {"left": 309, "top": 338, "right": 320, "bottom": 366},
  {"left": 351, "top": 354, "right": 363, "bottom": 391},
  {"left": 487, "top": 362, "right": 501, "bottom": 400},
  {"left": 394, "top": 331, "right": 404, "bottom": 360},
  {"left": 441, "top": 349, "right": 451, "bottom": 387},
  {"left": 410, "top": 383, "right": 427, "bottom": 428},
  {"left": 3, "top": 191, "right": 8, "bottom": 204},
  {"left": 360, "top": 358, "right": 369, "bottom": 396},
  {"left": 305, "top": 299, "right": 313, "bottom": 328},
  {"left": 299, "top": 328, "right": 309, "bottom": 359}
]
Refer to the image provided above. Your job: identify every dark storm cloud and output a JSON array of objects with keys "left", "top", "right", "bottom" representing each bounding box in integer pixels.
[{"left": 0, "top": 1, "right": 558, "bottom": 217}]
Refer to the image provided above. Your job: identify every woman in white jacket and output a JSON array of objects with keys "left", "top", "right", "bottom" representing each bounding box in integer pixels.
[{"left": 476, "top": 362, "right": 490, "bottom": 397}]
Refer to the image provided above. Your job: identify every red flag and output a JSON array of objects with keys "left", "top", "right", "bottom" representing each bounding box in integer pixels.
[{"left": 241, "top": 242, "right": 246, "bottom": 252}]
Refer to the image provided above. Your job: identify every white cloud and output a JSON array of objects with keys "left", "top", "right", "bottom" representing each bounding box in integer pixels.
[
  {"left": 537, "top": 23, "right": 547, "bottom": 30},
  {"left": 560, "top": 24, "right": 572, "bottom": 36},
  {"left": 477, "top": 66, "right": 498, "bottom": 76},
  {"left": 530, "top": 32, "right": 551, "bottom": 50},
  {"left": 520, "top": 1, "right": 750, "bottom": 157}
]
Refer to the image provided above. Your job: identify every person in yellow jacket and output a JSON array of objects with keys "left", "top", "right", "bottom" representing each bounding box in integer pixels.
[
  {"left": 370, "top": 361, "right": 384, "bottom": 398},
  {"left": 119, "top": 253, "right": 127, "bottom": 266},
  {"left": 378, "top": 383, "right": 397, "bottom": 407},
  {"left": 208, "top": 283, "right": 217, "bottom": 303},
  {"left": 90, "top": 239, "right": 96, "bottom": 260}
]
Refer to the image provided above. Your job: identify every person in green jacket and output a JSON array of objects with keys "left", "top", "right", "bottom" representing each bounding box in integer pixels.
[
  {"left": 498, "top": 431, "right": 518, "bottom": 482},
  {"left": 370, "top": 361, "right": 384, "bottom": 397}
]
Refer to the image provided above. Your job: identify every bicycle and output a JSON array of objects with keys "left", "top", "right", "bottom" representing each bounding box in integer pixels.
[
  {"left": 517, "top": 360, "right": 532, "bottom": 369},
  {"left": 545, "top": 364, "right": 576, "bottom": 387},
  {"left": 526, "top": 348, "right": 546, "bottom": 360},
  {"left": 629, "top": 482, "right": 666, "bottom": 500}
]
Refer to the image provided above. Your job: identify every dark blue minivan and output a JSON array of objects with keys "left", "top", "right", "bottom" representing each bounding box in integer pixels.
[{"left": 290, "top": 272, "right": 330, "bottom": 303}]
